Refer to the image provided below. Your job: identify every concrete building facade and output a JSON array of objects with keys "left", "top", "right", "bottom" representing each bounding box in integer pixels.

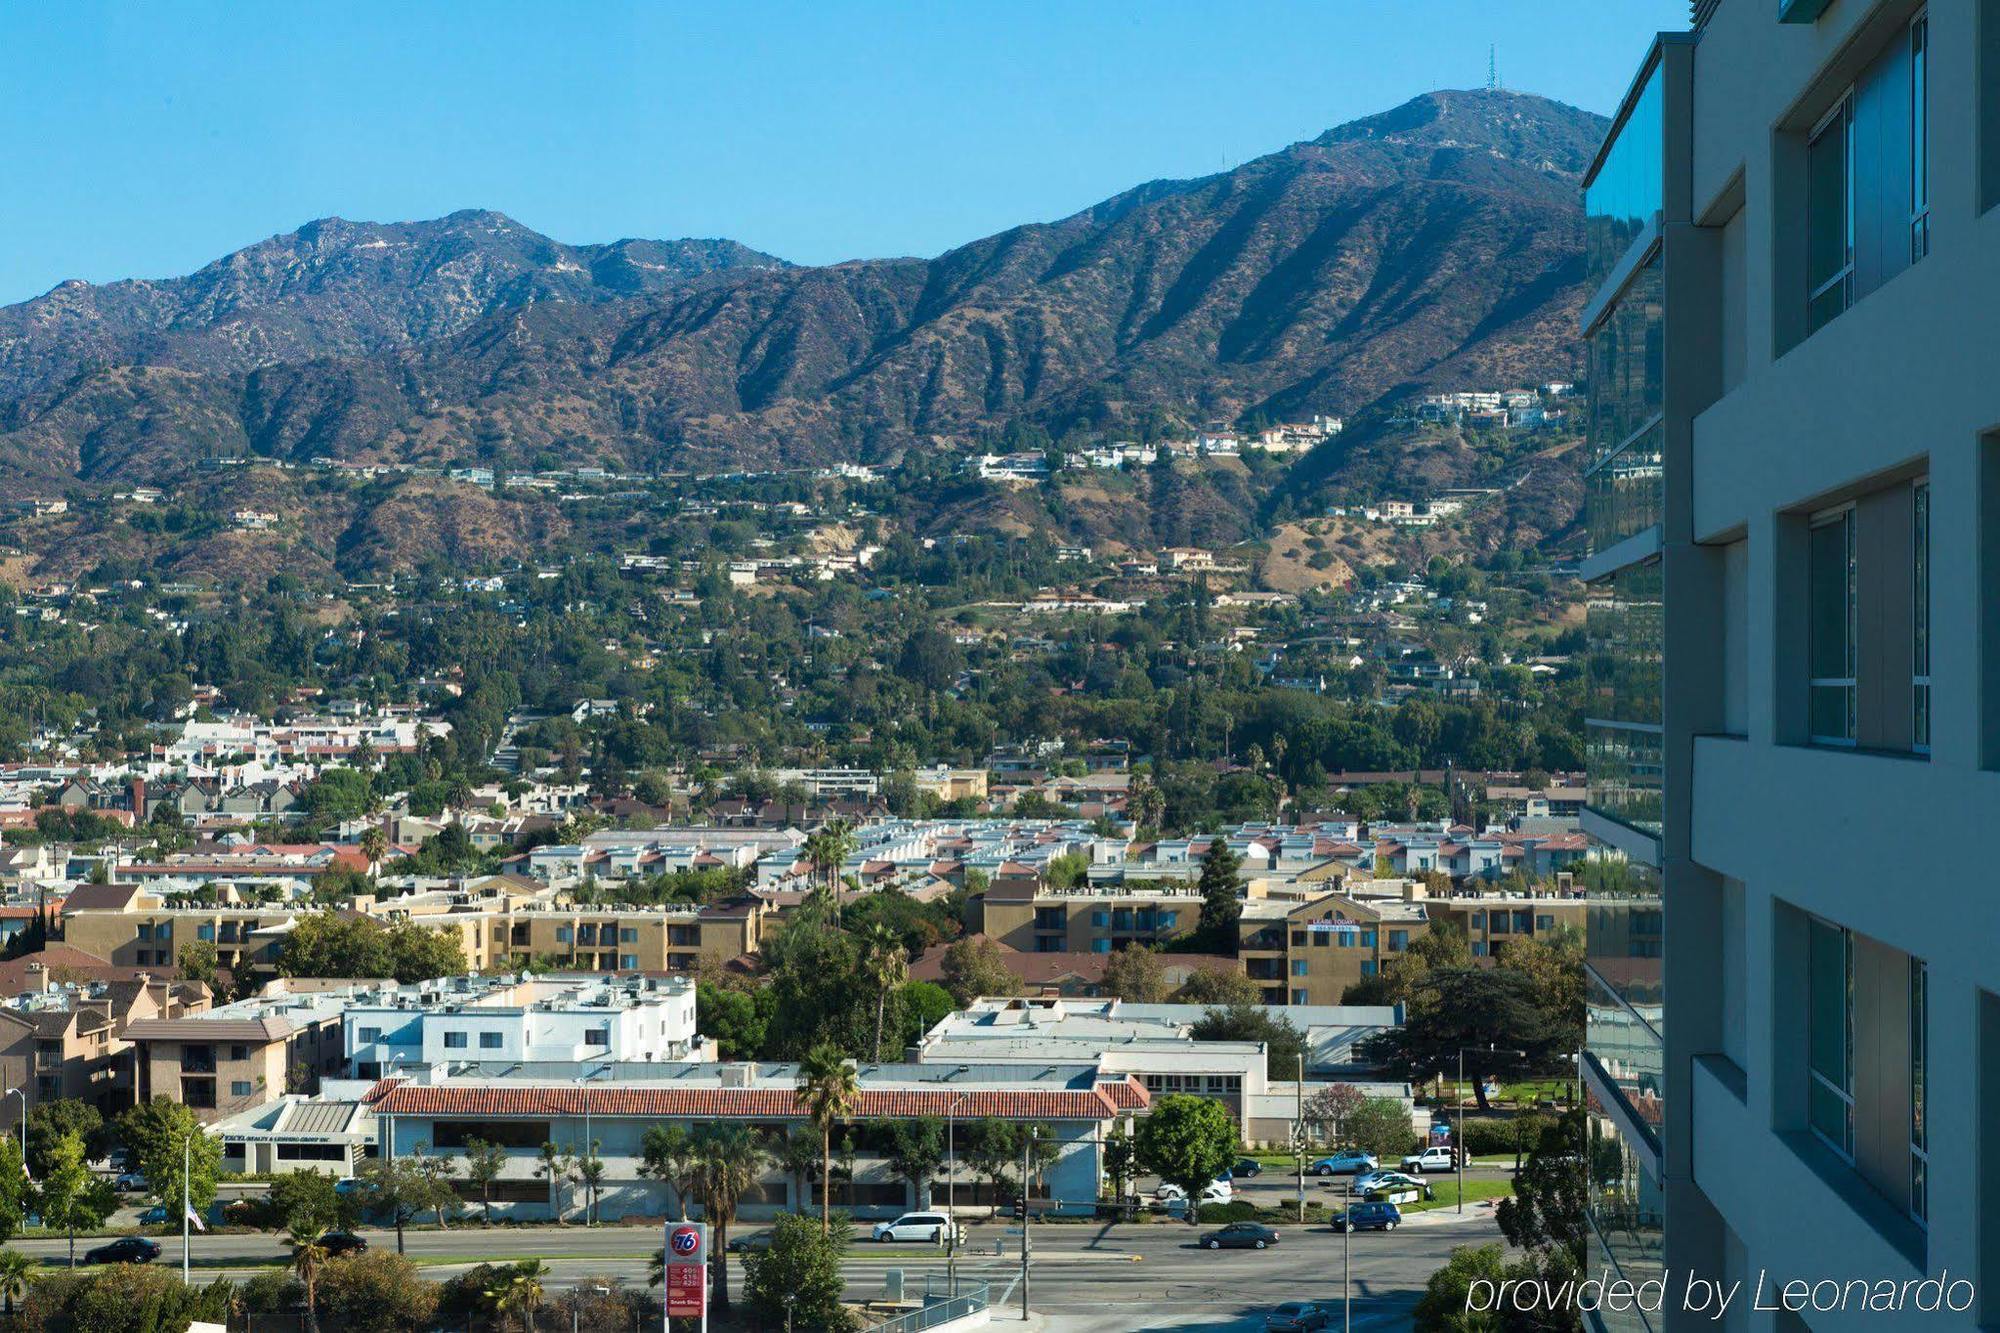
[{"left": 1582, "top": 1, "right": 1993, "bottom": 1326}]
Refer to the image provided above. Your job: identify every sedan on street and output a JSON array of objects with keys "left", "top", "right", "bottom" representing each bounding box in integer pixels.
[
  {"left": 84, "top": 1237, "right": 161, "bottom": 1265},
  {"left": 1309, "top": 1151, "right": 1377, "bottom": 1177},
  {"left": 1201, "top": 1222, "right": 1282, "bottom": 1250}
]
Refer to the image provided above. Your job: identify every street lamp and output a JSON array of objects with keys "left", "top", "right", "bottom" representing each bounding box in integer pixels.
[
  {"left": 941, "top": 1067, "right": 970, "bottom": 1298},
  {"left": 2, "top": 1087, "right": 25, "bottom": 1165}
]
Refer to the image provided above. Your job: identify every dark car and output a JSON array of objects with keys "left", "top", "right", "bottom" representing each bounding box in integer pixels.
[
  {"left": 1330, "top": 1201, "right": 1402, "bottom": 1233},
  {"left": 1232, "top": 1158, "right": 1264, "bottom": 1178},
  {"left": 1200, "top": 1221, "right": 1282, "bottom": 1250},
  {"left": 322, "top": 1232, "right": 368, "bottom": 1256},
  {"left": 84, "top": 1236, "right": 161, "bottom": 1265},
  {"left": 727, "top": 1230, "right": 776, "bottom": 1254},
  {"left": 1266, "top": 1303, "right": 1333, "bottom": 1332}
]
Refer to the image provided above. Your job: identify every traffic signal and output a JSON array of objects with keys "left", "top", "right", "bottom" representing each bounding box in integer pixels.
[{"left": 1012, "top": 1197, "right": 1027, "bottom": 1221}]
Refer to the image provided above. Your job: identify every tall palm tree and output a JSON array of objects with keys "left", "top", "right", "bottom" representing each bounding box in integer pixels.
[
  {"left": 802, "top": 819, "right": 857, "bottom": 897},
  {"left": 0, "top": 1248, "right": 31, "bottom": 1323},
  {"left": 486, "top": 1259, "right": 549, "bottom": 1333},
  {"left": 796, "top": 1043, "right": 859, "bottom": 1235},
  {"left": 287, "top": 1228, "right": 331, "bottom": 1333},
  {"left": 691, "top": 1124, "right": 768, "bottom": 1312},
  {"left": 359, "top": 825, "right": 388, "bottom": 878},
  {"left": 861, "top": 923, "right": 908, "bottom": 1062}
]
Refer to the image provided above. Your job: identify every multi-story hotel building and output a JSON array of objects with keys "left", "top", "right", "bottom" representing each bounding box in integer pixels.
[{"left": 1583, "top": 0, "right": 1991, "bottom": 1325}]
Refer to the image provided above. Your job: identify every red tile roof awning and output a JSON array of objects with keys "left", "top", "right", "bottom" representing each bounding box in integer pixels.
[{"left": 372, "top": 1079, "right": 1145, "bottom": 1121}]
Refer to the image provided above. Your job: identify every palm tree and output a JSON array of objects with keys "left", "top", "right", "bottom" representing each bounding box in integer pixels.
[
  {"left": 287, "top": 1228, "right": 331, "bottom": 1333},
  {"left": 640, "top": 1124, "right": 703, "bottom": 1220},
  {"left": 692, "top": 1124, "right": 768, "bottom": 1312},
  {"left": 773, "top": 1128, "right": 820, "bottom": 1216},
  {"left": 571, "top": 1141, "right": 607, "bottom": 1226},
  {"left": 796, "top": 1042, "right": 859, "bottom": 1235},
  {"left": 359, "top": 825, "right": 388, "bottom": 878},
  {"left": 802, "top": 819, "right": 857, "bottom": 898},
  {"left": 0, "top": 1248, "right": 31, "bottom": 1323},
  {"left": 535, "top": 1142, "right": 568, "bottom": 1224},
  {"left": 861, "top": 923, "right": 908, "bottom": 1062},
  {"left": 486, "top": 1259, "right": 549, "bottom": 1333}
]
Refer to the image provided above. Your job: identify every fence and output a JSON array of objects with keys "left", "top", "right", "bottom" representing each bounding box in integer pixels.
[{"left": 862, "top": 1277, "right": 1011, "bottom": 1333}]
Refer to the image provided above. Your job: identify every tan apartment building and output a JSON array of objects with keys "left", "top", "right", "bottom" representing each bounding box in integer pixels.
[
  {"left": 0, "top": 966, "right": 212, "bottom": 1114},
  {"left": 1236, "top": 892, "right": 1430, "bottom": 1006},
  {"left": 976, "top": 879, "right": 1202, "bottom": 955},
  {"left": 124, "top": 985, "right": 347, "bottom": 1122}
]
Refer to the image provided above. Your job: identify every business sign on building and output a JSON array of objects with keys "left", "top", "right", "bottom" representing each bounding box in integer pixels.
[{"left": 665, "top": 1221, "right": 708, "bottom": 1318}]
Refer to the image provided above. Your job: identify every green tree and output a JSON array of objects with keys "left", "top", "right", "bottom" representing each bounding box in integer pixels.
[
  {"left": 35, "top": 1130, "right": 117, "bottom": 1266},
  {"left": 691, "top": 1123, "right": 767, "bottom": 1310},
  {"left": 639, "top": 1126, "right": 701, "bottom": 1221},
  {"left": 938, "top": 935, "right": 1018, "bottom": 1006},
  {"left": 1099, "top": 945, "right": 1167, "bottom": 1002},
  {"left": 1171, "top": 968, "right": 1263, "bottom": 1006},
  {"left": 961, "top": 1118, "right": 1020, "bottom": 1201},
  {"left": 1133, "top": 1094, "right": 1238, "bottom": 1224},
  {"left": 1413, "top": 1243, "right": 1582, "bottom": 1332},
  {"left": 0, "top": 1247, "right": 30, "bottom": 1323},
  {"left": 1342, "top": 1096, "right": 1419, "bottom": 1161},
  {"left": 1103, "top": 1126, "right": 1138, "bottom": 1202},
  {"left": 884, "top": 1117, "right": 945, "bottom": 1209},
  {"left": 1496, "top": 927, "right": 1586, "bottom": 1056},
  {"left": 315, "top": 1251, "right": 439, "bottom": 1333},
  {"left": 859, "top": 922, "right": 908, "bottom": 1062},
  {"left": 695, "top": 981, "right": 770, "bottom": 1059},
  {"left": 175, "top": 939, "right": 219, "bottom": 986},
  {"left": 412, "top": 1141, "right": 460, "bottom": 1229},
  {"left": 26, "top": 1098, "right": 109, "bottom": 1176},
  {"left": 115, "top": 1098, "right": 221, "bottom": 1218},
  {"left": 796, "top": 1043, "right": 859, "bottom": 1234},
  {"left": 1375, "top": 968, "right": 1560, "bottom": 1112},
  {"left": 1496, "top": 1109, "right": 1589, "bottom": 1264},
  {"left": 289, "top": 1228, "right": 332, "bottom": 1333},
  {"left": 267, "top": 1169, "right": 351, "bottom": 1236},
  {"left": 773, "top": 1129, "right": 820, "bottom": 1217},
  {"left": 0, "top": 1138, "right": 27, "bottom": 1244},
  {"left": 485, "top": 1258, "right": 549, "bottom": 1333},
  {"left": 462, "top": 1138, "right": 508, "bottom": 1225},
  {"left": 1192, "top": 839, "right": 1243, "bottom": 953},
  {"left": 740, "top": 1210, "right": 857, "bottom": 1332},
  {"left": 1190, "top": 1002, "right": 1307, "bottom": 1080},
  {"left": 569, "top": 1141, "right": 606, "bottom": 1226},
  {"left": 355, "top": 1156, "right": 445, "bottom": 1254}
]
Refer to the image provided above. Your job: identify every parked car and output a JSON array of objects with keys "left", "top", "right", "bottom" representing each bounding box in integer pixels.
[
  {"left": 1330, "top": 1201, "right": 1403, "bottom": 1233},
  {"left": 1266, "top": 1302, "right": 1334, "bottom": 1332},
  {"left": 1309, "top": 1151, "right": 1377, "bottom": 1177},
  {"left": 1401, "top": 1145, "right": 1460, "bottom": 1174},
  {"left": 112, "top": 1172, "right": 147, "bottom": 1193},
  {"left": 321, "top": 1232, "right": 368, "bottom": 1257},
  {"left": 84, "top": 1236, "right": 161, "bottom": 1265},
  {"left": 1359, "top": 1171, "right": 1435, "bottom": 1202},
  {"left": 1153, "top": 1179, "right": 1232, "bottom": 1205},
  {"left": 1200, "top": 1222, "right": 1281, "bottom": 1251},
  {"left": 871, "top": 1212, "right": 963, "bottom": 1245},
  {"left": 1231, "top": 1158, "right": 1264, "bottom": 1178},
  {"left": 727, "top": 1230, "right": 776, "bottom": 1254},
  {"left": 137, "top": 1206, "right": 169, "bottom": 1226}
]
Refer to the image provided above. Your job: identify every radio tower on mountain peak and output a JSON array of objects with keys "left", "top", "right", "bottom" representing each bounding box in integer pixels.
[{"left": 1488, "top": 45, "right": 1500, "bottom": 91}]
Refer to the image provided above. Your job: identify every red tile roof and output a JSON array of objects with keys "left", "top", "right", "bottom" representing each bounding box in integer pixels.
[
  {"left": 372, "top": 1080, "right": 1143, "bottom": 1121},
  {"left": 1095, "top": 1077, "right": 1148, "bottom": 1110}
]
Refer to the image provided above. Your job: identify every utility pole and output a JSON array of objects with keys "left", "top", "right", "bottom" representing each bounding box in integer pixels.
[
  {"left": 181, "top": 1134, "right": 191, "bottom": 1283},
  {"left": 1019, "top": 1129, "right": 1034, "bottom": 1320}
]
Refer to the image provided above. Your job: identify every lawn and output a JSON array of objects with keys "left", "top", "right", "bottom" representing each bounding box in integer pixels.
[{"left": 1399, "top": 1178, "right": 1514, "bottom": 1213}]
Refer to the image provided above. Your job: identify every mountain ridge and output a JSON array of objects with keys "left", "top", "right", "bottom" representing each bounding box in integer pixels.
[{"left": 0, "top": 88, "right": 1603, "bottom": 493}]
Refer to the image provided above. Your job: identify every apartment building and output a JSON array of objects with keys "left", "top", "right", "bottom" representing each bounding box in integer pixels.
[
  {"left": 0, "top": 968, "right": 212, "bottom": 1113},
  {"left": 124, "top": 983, "right": 348, "bottom": 1121},
  {"left": 342, "top": 972, "right": 701, "bottom": 1078},
  {"left": 976, "top": 880, "right": 1199, "bottom": 954},
  {"left": 1581, "top": 2, "right": 1990, "bottom": 1325},
  {"left": 1236, "top": 893, "right": 1424, "bottom": 1006}
]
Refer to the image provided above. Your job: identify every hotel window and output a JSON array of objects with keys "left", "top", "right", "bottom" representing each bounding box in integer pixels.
[
  {"left": 1389, "top": 930, "right": 1408, "bottom": 951},
  {"left": 1807, "top": 916, "right": 1855, "bottom": 1159},
  {"left": 584, "top": 1029, "right": 610, "bottom": 1047},
  {"left": 620, "top": 953, "right": 640, "bottom": 970},
  {"left": 1291, "top": 960, "right": 1309, "bottom": 977},
  {"left": 443, "top": 1031, "right": 469, "bottom": 1049},
  {"left": 1361, "top": 960, "right": 1377, "bottom": 976},
  {"left": 1807, "top": 95, "right": 1854, "bottom": 333},
  {"left": 1809, "top": 507, "right": 1857, "bottom": 745},
  {"left": 555, "top": 927, "right": 572, "bottom": 944},
  {"left": 231, "top": 1081, "right": 252, "bottom": 1098},
  {"left": 1910, "top": 957, "right": 1929, "bottom": 1223},
  {"left": 1913, "top": 481, "right": 1930, "bottom": 751},
  {"left": 1291, "top": 988, "right": 1310, "bottom": 1004},
  {"left": 619, "top": 928, "right": 638, "bottom": 944},
  {"left": 479, "top": 1032, "right": 503, "bottom": 1050},
  {"left": 1911, "top": 13, "right": 1929, "bottom": 259},
  {"left": 358, "top": 1027, "right": 381, "bottom": 1044}
]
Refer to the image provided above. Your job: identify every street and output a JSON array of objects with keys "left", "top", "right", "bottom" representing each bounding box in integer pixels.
[{"left": 5, "top": 1208, "right": 1505, "bottom": 1329}]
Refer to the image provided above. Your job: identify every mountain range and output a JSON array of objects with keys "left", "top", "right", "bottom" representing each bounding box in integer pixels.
[{"left": 0, "top": 89, "right": 1602, "bottom": 497}]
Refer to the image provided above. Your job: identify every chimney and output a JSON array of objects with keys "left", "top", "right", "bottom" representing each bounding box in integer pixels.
[
  {"left": 26, "top": 961, "right": 48, "bottom": 993},
  {"left": 130, "top": 777, "right": 147, "bottom": 818}
]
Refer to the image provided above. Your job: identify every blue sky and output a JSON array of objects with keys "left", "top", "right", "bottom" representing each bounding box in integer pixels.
[{"left": 1, "top": 1, "right": 1683, "bottom": 306}]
